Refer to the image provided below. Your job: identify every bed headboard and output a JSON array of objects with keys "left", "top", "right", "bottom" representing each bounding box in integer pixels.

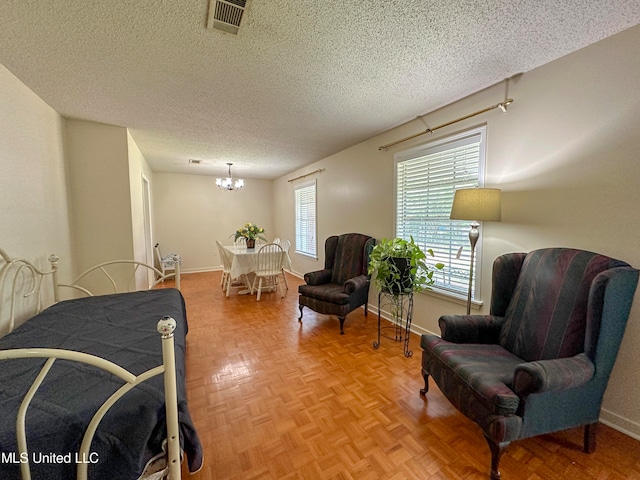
[
  {"left": 0, "top": 248, "right": 57, "bottom": 336},
  {"left": 0, "top": 248, "right": 181, "bottom": 337},
  {"left": 58, "top": 258, "right": 181, "bottom": 297}
]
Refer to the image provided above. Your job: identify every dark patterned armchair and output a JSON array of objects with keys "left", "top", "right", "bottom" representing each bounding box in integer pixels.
[
  {"left": 420, "top": 248, "right": 639, "bottom": 479},
  {"left": 298, "top": 233, "right": 375, "bottom": 334}
]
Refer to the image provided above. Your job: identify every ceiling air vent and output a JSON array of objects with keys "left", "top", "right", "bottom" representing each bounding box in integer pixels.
[{"left": 207, "top": 0, "right": 250, "bottom": 35}]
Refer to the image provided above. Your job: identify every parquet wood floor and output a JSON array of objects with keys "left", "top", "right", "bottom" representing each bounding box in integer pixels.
[{"left": 169, "top": 271, "right": 640, "bottom": 480}]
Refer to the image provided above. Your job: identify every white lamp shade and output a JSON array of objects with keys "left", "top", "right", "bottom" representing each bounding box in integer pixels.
[{"left": 450, "top": 188, "right": 501, "bottom": 222}]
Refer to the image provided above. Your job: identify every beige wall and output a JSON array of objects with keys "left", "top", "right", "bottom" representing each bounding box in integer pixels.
[
  {"left": 0, "top": 64, "right": 72, "bottom": 332},
  {"left": 152, "top": 173, "right": 274, "bottom": 272},
  {"left": 274, "top": 25, "right": 640, "bottom": 437},
  {"left": 64, "top": 119, "right": 134, "bottom": 272},
  {"left": 0, "top": 65, "right": 71, "bottom": 261}
]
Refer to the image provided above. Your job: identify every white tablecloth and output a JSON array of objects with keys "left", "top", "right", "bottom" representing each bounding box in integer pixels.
[{"left": 224, "top": 245, "right": 292, "bottom": 279}]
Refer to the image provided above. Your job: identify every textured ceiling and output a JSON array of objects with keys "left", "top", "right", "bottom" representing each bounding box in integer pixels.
[{"left": 1, "top": 1, "right": 640, "bottom": 180}]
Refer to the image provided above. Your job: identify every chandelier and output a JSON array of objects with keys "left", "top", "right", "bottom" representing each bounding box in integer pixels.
[{"left": 216, "top": 163, "right": 244, "bottom": 191}]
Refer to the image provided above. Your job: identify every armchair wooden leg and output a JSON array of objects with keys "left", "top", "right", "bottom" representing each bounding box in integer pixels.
[
  {"left": 364, "top": 302, "right": 368, "bottom": 316},
  {"left": 485, "top": 436, "right": 507, "bottom": 480},
  {"left": 419, "top": 368, "right": 429, "bottom": 396},
  {"left": 339, "top": 316, "right": 345, "bottom": 335},
  {"left": 298, "top": 305, "right": 304, "bottom": 322},
  {"left": 584, "top": 422, "right": 598, "bottom": 453}
]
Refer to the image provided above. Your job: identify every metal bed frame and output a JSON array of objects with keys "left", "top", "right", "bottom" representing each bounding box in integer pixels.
[{"left": 0, "top": 248, "right": 184, "bottom": 479}]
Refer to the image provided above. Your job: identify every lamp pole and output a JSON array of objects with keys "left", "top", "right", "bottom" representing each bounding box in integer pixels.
[{"left": 465, "top": 221, "right": 480, "bottom": 315}]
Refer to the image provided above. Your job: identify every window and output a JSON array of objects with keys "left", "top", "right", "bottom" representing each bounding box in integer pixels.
[
  {"left": 395, "top": 126, "right": 486, "bottom": 299},
  {"left": 295, "top": 180, "right": 317, "bottom": 257}
]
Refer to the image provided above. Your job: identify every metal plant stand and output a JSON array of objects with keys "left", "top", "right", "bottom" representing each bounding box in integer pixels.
[{"left": 373, "top": 290, "right": 414, "bottom": 357}]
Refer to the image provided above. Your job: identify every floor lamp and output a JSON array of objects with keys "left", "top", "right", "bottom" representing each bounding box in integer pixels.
[{"left": 449, "top": 188, "right": 502, "bottom": 314}]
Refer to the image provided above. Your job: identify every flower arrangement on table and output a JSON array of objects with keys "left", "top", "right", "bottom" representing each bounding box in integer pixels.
[{"left": 233, "top": 223, "right": 267, "bottom": 248}]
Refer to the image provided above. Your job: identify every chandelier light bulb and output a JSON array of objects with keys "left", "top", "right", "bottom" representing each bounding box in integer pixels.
[{"left": 216, "top": 163, "right": 244, "bottom": 191}]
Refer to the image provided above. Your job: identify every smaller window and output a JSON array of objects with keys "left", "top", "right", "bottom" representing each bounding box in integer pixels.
[{"left": 295, "top": 180, "right": 317, "bottom": 257}]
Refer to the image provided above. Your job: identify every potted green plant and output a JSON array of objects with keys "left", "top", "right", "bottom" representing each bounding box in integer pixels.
[
  {"left": 368, "top": 237, "right": 444, "bottom": 294},
  {"left": 233, "top": 222, "right": 267, "bottom": 249}
]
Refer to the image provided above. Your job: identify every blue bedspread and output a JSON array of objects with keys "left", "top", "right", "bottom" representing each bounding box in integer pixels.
[{"left": 0, "top": 288, "right": 203, "bottom": 480}]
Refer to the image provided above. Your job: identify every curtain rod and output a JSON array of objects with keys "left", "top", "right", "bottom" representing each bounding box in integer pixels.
[
  {"left": 378, "top": 98, "right": 513, "bottom": 151},
  {"left": 287, "top": 168, "right": 325, "bottom": 183}
]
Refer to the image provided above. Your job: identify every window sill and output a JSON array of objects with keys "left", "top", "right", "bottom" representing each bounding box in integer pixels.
[
  {"left": 295, "top": 250, "right": 318, "bottom": 260},
  {"left": 420, "top": 286, "right": 484, "bottom": 311}
]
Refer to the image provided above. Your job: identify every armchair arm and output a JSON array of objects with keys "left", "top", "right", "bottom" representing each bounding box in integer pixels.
[
  {"left": 438, "top": 315, "right": 505, "bottom": 343},
  {"left": 304, "top": 269, "right": 333, "bottom": 286},
  {"left": 513, "top": 353, "right": 595, "bottom": 396},
  {"left": 344, "top": 275, "right": 369, "bottom": 294}
]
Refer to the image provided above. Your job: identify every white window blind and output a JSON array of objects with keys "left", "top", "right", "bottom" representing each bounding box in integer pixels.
[
  {"left": 295, "top": 180, "right": 317, "bottom": 257},
  {"left": 395, "top": 127, "right": 485, "bottom": 298}
]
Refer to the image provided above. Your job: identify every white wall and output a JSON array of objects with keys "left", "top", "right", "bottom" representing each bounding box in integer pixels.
[
  {"left": 64, "top": 119, "right": 134, "bottom": 271},
  {"left": 273, "top": 24, "right": 640, "bottom": 437},
  {"left": 152, "top": 173, "right": 274, "bottom": 272},
  {"left": 0, "top": 64, "right": 72, "bottom": 332},
  {"left": 0, "top": 65, "right": 71, "bottom": 262}
]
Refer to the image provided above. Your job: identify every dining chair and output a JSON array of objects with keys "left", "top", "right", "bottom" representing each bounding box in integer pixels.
[
  {"left": 251, "top": 243, "right": 286, "bottom": 301},
  {"left": 216, "top": 240, "right": 236, "bottom": 297},
  {"left": 154, "top": 243, "right": 179, "bottom": 280},
  {"left": 278, "top": 239, "right": 291, "bottom": 289},
  {"left": 234, "top": 237, "right": 247, "bottom": 246},
  {"left": 216, "top": 240, "right": 228, "bottom": 289},
  {"left": 272, "top": 237, "right": 281, "bottom": 245}
]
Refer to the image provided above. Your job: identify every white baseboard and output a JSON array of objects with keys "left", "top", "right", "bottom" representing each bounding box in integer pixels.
[
  {"left": 180, "top": 267, "right": 220, "bottom": 274},
  {"left": 600, "top": 408, "right": 640, "bottom": 440},
  {"left": 366, "top": 301, "right": 439, "bottom": 337},
  {"left": 287, "top": 269, "right": 304, "bottom": 279}
]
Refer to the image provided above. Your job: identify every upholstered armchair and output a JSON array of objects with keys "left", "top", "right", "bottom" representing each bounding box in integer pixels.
[
  {"left": 420, "top": 248, "right": 639, "bottom": 479},
  {"left": 298, "top": 233, "right": 375, "bottom": 334}
]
